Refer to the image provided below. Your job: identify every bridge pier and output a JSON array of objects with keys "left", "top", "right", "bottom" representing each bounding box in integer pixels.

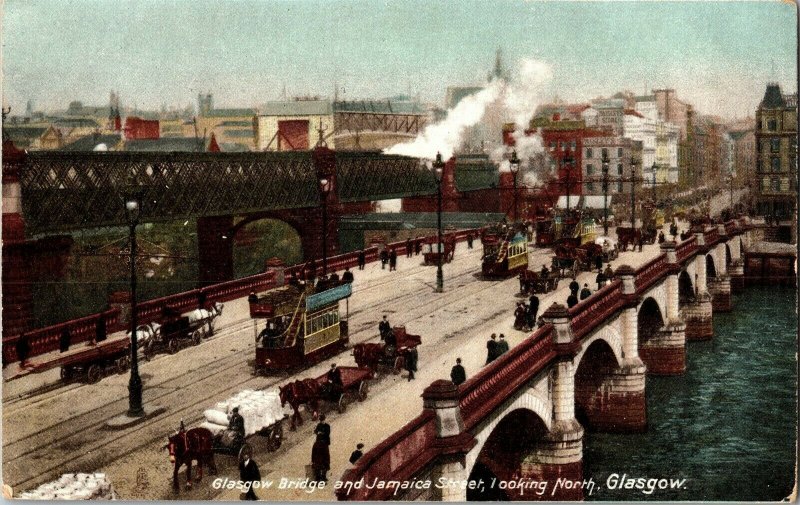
[
  {"left": 519, "top": 421, "right": 585, "bottom": 501},
  {"left": 197, "top": 215, "right": 234, "bottom": 285},
  {"left": 684, "top": 238, "right": 714, "bottom": 340},
  {"left": 729, "top": 259, "right": 745, "bottom": 293},
  {"left": 580, "top": 362, "right": 647, "bottom": 433},
  {"left": 707, "top": 275, "right": 732, "bottom": 312}
]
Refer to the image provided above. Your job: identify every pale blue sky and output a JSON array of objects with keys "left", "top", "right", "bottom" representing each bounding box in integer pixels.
[{"left": 2, "top": 0, "right": 797, "bottom": 118}]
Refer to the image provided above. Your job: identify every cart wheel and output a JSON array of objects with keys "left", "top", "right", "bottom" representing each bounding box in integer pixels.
[
  {"left": 237, "top": 442, "right": 253, "bottom": 462},
  {"left": 392, "top": 357, "right": 403, "bottom": 375},
  {"left": 357, "top": 381, "right": 369, "bottom": 401},
  {"left": 192, "top": 330, "right": 202, "bottom": 346},
  {"left": 337, "top": 395, "right": 347, "bottom": 414},
  {"left": 266, "top": 422, "right": 283, "bottom": 452},
  {"left": 116, "top": 356, "right": 130, "bottom": 374},
  {"left": 168, "top": 339, "right": 179, "bottom": 354},
  {"left": 61, "top": 366, "right": 73, "bottom": 381},
  {"left": 86, "top": 364, "right": 102, "bottom": 384}
]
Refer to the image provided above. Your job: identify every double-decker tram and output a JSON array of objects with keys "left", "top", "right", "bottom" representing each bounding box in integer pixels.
[
  {"left": 481, "top": 224, "right": 529, "bottom": 278},
  {"left": 250, "top": 280, "right": 351, "bottom": 374}
]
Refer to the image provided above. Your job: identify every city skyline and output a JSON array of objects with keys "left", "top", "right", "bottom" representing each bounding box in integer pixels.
[{"left": 2, "top": 0, "right": 797, "bottom": 120}]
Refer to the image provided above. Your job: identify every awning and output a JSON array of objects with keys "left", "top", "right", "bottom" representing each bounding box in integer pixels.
[
  {"left": 583, "top": 195, "right": 609, "bottom": 209},
  {"left": 556, "top": 195, "right": 580, "bottom": 209}
]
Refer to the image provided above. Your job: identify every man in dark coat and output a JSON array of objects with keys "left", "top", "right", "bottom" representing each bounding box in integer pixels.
[
  {"left": 595, "top": 253, "right": 603, "bottom": 273},
  {"left": 342, "top": 268, "right": 354, "bottom": 283},
  {"left": 486, "top": 334, "right": 499, "bottom": 364},
  {"left": 496, "top": 334, "right": 509, "bottom": 356},
  {"left": 357, "top": 250, "right": 366, "bottom": 270},
  {"left": 415, "top": 241, "right": 422, "bottom": 255},
  {"left": 604, "top": 264, "right": 614, "bottom": 280},
  {"left": 228, "top": 407, "right": 246, "bottom": 445},
  {"left": 450, "top": 358, "right": 466, "bottom": 385},
  {"left": 312, "top": 414, "right": 331, "bottom": 482},
  {"left": 248, "top": 292, "right": 258, "bottom": 304},
  {"left": 406, "top": 238, "right": 412, "bottom": 258},
  {"left": 567, "top": 292, "right": 579, "bottom": 309},
  {"left": 239, "top": 453, "right": 261, "bottom": 500},
  {"left": 380, "top": 249, "right": 388, "bottom": 269},
  {"left": 467, "top": 233, "right": 474, "bottom": 249},
  {"left": 60, "top": 328, "right": 71, "bottom": 353},
  {"left": 96, "top": 315, "right": 107, "bottom": 343},
  {"left": 528, "top": 295, "right": 540, "bottom": 328},
  {"left": 378, "top": 316, "right": 391, "bottom": 340},
  {"left": 16, "top": 335, "right": 29, "bottom": 368},
  {"left": 580, "top": 283, "right": 592, "bottom": 300},
  {"left": 389, "top": 249, "right": 397, "bottom": 271},
  {"left": 329, "top": 271, "right": 340, "bottom": 282},
  {"left": 596, "top": 270, "right": 606, "bottom": 290},
  {"left": 349, "top": 443, "right": 365, "bottom": 465},
  {"left": 405, "top": 347, "right": 418, "bottom": 381},
  {"left": 569, "top": 277, "right": 580, "bottom": 296}
]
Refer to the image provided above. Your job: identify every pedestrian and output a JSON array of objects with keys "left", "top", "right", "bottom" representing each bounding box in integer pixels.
[
  {"left": 415, "top": 240, "right": 422, "bottom": 256},
  {"left": 658, "top": 231, "right": 665, "bottom": 244},
  {"left": 497, "top": 334, "right": 509, "bottom": 355},
  {"left": 450, "top": 358, "right": 466, "bottom": 386},
  {"left": 357, "top": 250, "right": 366, "bottom": 270},
  {"left": 238, "top": 451, "right": 261, "bottom": 500},
  {"left": 342, "top": 268, "right": 354, "bottom": 283},
  {"left": 60, "top": 327, "right": 71, "bottom": 353},
  {"left": 406, "top": 238, "right": 412, "bottom": 258},
  {"left": 580, "top": 283, "right": 592, "bottom": 300},
  {"left": 404, "top": 347, "right": 418, "bottom": 381},
  {"left": 379, "top": 315, "right": 391, "bottom": 340},
  {"left": 594, "top": 253, "right": 603, "bottom": 273},
  {"left": 604, "top": 263, "right": 614, "bottom": 280},
  {"left": 567, "top": 292, "right": 579, "bottom": 309},
  {"left": 389, "top": 249, "right": 397, "bottom": 271},
  {"left": 514, "top": 303, "right": 527, "bottom": 330},
  {"left": 380, "top": 249, "right": 388, "bottom": 269},
  {"left": 540, "top": 264, "right": 550, "bottom": 278},
  {"left": 670, "top": 221, "right": 678, "bottom": 239},
  {"left": 349, "top": 443, "right": 365, "bottom": 465},
  {"left": 467, "top": 233, "right": 474, "bottom": 249},
  {"left": 596, "top": 270, "right": 606, "bottom": 290},
  {"left": 96, "top": 315, "right": 107, "bottom": 343},
  {"left": 569, "top": 276, "right": 580, "bottom": 296},
  {"left": 314, "top": 414, "right": 331, "bottom": 445},
  {"left": 637, "top": 235, "right": 643, "bottom": 252},
  {"left": 486, "top": 334, "right": 499, "bottom": 364},
  {"left": 15, "top": 334, "right": 29, "bottom": 368},
  {"left": 528, "top": 294, "right": 540, "bottom": 327},
  {"left": 248, "top": 291, "right": 258, "bottom": 304},
  {"left": 312, "top": 415, "right": 331, "bottom": 482}
]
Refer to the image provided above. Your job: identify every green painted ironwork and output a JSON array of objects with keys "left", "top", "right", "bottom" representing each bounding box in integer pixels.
[{"left": 335, "top": 151, "right": 437, "bottom": 201}]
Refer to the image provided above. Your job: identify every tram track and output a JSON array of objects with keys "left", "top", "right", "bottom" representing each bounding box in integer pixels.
[{"left": 5, "top": 245, "right": 519, "bottom": 491}]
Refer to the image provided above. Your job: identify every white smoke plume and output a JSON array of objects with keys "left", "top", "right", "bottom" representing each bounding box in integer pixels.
[{"left": 385, "top": 58, "right": 553, "bottom": 180}]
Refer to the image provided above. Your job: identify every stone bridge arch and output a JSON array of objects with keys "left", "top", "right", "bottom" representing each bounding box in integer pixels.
[{"left": 706, "top": 253, "right": 717, "bottom": 278}]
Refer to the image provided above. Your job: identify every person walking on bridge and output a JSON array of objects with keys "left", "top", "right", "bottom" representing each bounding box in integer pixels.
[
  {"left": 380, "top": 249, "right": 389, "bottom": 269},
  {"left": 357, "top": 250, "right": 366, "bottom": 270},
  {"left": 567, "top": 292, "right": 579, "bottom": 309},
  {"left": 569, "top": 276, "right": 580, "bottom": 297},
  {"left": 389, "top": 249, "right": 397, "bottom": 271},
  {"left": 450, "top": 358, "right": 466, "bottom": 386},
  {"left": 528, "top": 295, "right": 539, "bottom": 328},
  {"left": 486, "top": 334, "right": 499, "bottom": 364},
  {"left": 406, "top": 238, "right": 412, "bottom": 258},
  {"left": 580, "top": 283, "right": 592, "bottom": 300},
  {"left": 496, "top": 334, "right": 509, "bottom": 356}
]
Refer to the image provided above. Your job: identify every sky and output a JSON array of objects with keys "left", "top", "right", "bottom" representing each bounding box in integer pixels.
[{"left": 2, "top": 0, "right": 797, "bottom": 119}]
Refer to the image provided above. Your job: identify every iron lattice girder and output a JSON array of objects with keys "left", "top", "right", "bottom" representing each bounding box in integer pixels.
[
  {"left": 21, "top": 151, "right": 320, "bottom": 234},
  {"left": 335, "top": 151, "right": 438, "bottom": 202},
  {"left": 334, "top": 112, "right": 425, "bottom": 135}
]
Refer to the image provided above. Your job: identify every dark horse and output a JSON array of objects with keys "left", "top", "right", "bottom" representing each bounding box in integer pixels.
[
  {"left": 166, "top": 427, "right": 217, "bottom": 492},
  {"left": 279, "top": 379, "right": 323, "bottom": 431}
]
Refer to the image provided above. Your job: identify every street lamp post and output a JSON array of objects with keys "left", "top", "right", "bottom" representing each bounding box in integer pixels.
[
  {"left": 433, "top": 152, "right": 445, "bottom": 293},
  {"left": 630, "top": 158, "right": 638, "bottom": 229},
  {"left": 125, "top": 194, "right": 144, "bottom": 418},
  {"left": 509, "top": 150, "right": 520, "bottom": 222},
  {"left": 319, "top": 177, "right": 332, "bottom": 276},
  {"left": 563, "top": 153, "right": 575, "bottom": 212},
  {"left": 651, "top": 163, "right": 658, "bottom": 204},
  {"left": 601, "top": 151, "right": 610, "bottom": 236}
]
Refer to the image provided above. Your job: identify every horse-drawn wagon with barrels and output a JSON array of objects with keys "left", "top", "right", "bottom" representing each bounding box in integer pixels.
[
  {"left": 139, "top": 303, "right": 223, "bottom": 359},
  {"left": 279, "top": 365, "right": 374, "bottom": 430},
  {"left": 251, "top": 281, "right": 351, "bottom": 374},
  {"left": 353, "top": 326, "right": 421, "bottom": 374}
]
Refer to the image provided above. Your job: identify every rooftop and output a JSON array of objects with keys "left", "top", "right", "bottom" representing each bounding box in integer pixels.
[
  {"left": 62, "top": 134, "right": 123, "bottom": 151},
  {"left": 203, "top": 108, "right": 257, "bottom": 118},
  {"left": 125, "top": 138, "right": 206, "bottom": 152}
]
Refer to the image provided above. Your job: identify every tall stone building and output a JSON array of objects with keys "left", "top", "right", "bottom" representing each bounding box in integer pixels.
[{"left": 754, "top": 83, "right": 797, "bottom": 219}]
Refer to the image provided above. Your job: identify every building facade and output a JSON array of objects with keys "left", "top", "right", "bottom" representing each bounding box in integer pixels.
[
  {"left": 581, "top": 136, "right": 642, "bottom": 197},
  {"left": 754, "top": 83, "right": 797, "bottom": 219}
]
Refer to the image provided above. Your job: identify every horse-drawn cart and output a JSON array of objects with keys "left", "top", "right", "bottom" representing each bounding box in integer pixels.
[
  {"left": 37, "top": 337, "right": 132, "bottom": 384},
  {"left": 422, "top": 236, "right": 456, "bottom": 266},
  {"left": 279, "top": 366, "right": 373, "bottom": 429},
  {"left": 519, "top": 270, "right": 559, "bottom": 295},
  {"left": 353, "top": 326, "right": 422, "bottom": 374},
  {"left": 142, "top": 303, "right": 223, "bottom": 359}
]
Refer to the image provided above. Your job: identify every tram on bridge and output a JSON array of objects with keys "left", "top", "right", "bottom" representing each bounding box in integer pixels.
[
  {"left": 481, "top": 225, "right": 529, "bottom": 278},
  {"left": 534, "top": 209, "right": 597, "bottom": 248},
  {"left": 249, "top": 280, "right": 351, "bottom": 374}
]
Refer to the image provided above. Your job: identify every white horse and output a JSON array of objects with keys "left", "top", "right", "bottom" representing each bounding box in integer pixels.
[
  {"left": 127, "top": 322, "right": 161, "bottom": 345},
  {"left": 187, "top": 302, "right": 224, "bottom": 336}
]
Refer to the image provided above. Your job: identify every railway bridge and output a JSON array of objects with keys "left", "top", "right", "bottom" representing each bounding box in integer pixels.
[
  {"left": 2, "top": 142, "right": 508, "bottom": 337},
  {"left": 336, "top": 218, "right": 752, "bottom": 501}
]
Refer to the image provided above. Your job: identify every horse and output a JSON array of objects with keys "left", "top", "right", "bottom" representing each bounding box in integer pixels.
[
  {"left": 279, "top": 379, "right": 322, "bottom": 431},
  {"left": 165, "top": 426, "right": 217, "bottom": 492},
  {"left": 127, "top": 322, "right": 160, "bottom": 345},
  {"left": 353, "top": 343, "right": 385, "bottom": 370},
  {"left": 187, "top": 302, "right": 224, "bottom": 336}
]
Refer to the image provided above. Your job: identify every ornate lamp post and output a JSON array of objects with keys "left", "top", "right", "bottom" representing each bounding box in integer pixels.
[
  {"left": 601, "top": 151, "right": 610, "bottom": 236},
  {"left": 509, "top": 150, "right": 520, "bottom": 222},
  {"left": 319, "top": 177, "right": 332, "bottom": 276},
  {"left": 125, "top": 193, "right": 144, "bottom": 418},
  {"left": 651, "top": 162, "right": 658, "bottom": 203},
  {"left": 433, "top": 152, "right": 445, "bottom": 293},
  {"left": 563, "top": 153, "right": 575, "bottom": 212}
]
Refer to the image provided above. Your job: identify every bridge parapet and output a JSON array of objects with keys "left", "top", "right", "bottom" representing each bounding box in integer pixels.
[
  {"left": 459, "top": 324, "right": 555, "bottom": 429},
  {"left": 634, "top": 255, "right": 669, "bottom": 292},
  {"left": 568, "top": 280, "right": 625, "bottom": 340},
  {"left": 676, "top": 236, "right": 698, "bottom": 263}
]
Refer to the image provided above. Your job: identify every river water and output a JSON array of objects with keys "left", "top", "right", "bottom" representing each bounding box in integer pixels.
[{"left": 584, "top": 286, "right": 797, "bottom": 501}]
